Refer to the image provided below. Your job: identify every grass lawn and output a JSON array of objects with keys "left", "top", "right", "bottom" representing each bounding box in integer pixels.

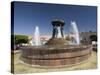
[{"left": 12, "top": 50, "right": 97, "bottom": 74}]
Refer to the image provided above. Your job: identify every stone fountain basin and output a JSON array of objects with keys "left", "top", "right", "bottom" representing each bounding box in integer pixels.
[{"left": 20, "top": 45, "right": 92, "bottom": 67}]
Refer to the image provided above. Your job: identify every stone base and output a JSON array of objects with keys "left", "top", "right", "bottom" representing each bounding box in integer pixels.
[
  {"left": 45, "top": 38, "right": 68, "bottom": 45},
  {"left": 20, "top": 45, "right": 92, "bottom": 67},
  {"left": 21, "top": 53, "right": 91, "bottom": 67}
]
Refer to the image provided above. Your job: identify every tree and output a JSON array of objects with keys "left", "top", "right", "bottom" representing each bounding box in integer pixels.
[{"left": 12, "top": 35, "right": 28, "bottom": 45}]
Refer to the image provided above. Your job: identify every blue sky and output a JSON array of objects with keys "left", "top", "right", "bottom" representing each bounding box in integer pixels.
[{"left": 12, "top": 1, "right": 97, "bottom": 36}]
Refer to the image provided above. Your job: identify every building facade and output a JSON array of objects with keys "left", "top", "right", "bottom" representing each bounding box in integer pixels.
[{"left": 80, "top": 31, "right": 97, "bottom": 44}]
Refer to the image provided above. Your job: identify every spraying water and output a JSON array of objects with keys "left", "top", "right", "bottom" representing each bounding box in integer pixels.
[
  {"left": 57, "top": 27, "right": 62, "bottom": 38},
  {"left": 33, "top": 26, "right": 41, "bottom": 46},
  {"left": 70, "top": 21, "right": 80, "bottom": 45}
]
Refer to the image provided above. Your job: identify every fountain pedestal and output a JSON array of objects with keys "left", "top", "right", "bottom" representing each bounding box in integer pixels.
[{"left": 46, "top": 19, "right": 68, "bottom": 45}]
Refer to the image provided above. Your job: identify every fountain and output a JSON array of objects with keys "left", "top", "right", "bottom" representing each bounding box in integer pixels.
[{"left": 20, "top": 19, "right": 92, "bottom": 67}]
